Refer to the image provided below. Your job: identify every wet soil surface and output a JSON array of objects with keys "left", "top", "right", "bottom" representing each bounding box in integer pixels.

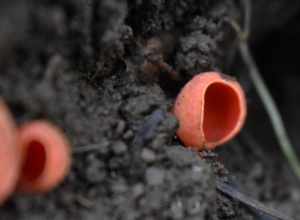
[{"left": 0, "top": 0, "right": 300, "bottom": 219}]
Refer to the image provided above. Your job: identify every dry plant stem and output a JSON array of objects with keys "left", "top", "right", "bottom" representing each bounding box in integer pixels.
[
  {"left": 240, "top": 0, "right": 251, "bottom": 38},
  {"left": 231, "top": 0, "right": 300, "bottom": 179},
  {"left": 239, "top": 42, "right": 300, "bottom": 179}
]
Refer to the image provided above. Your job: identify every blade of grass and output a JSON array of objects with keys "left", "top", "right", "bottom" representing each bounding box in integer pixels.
[
  {"left": 239, "top": 41, "right": 300, "bottom": 179},
  {"left": 225, "top": 0, "right": 300, "bottom": 179}
]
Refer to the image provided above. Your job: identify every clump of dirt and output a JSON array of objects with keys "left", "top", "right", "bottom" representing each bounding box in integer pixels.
[{"left": 0, "top": 0, "right": 300, "bottom": 219}]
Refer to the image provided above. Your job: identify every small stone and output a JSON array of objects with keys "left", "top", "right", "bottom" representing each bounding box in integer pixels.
[
  {"left": 86, "top": 161, "right": 106, "bottom": 183},
  {"left": 86, "top": 153, "right": 98, "bottom": 163},
  {"left": 171, "top": 200, "right": 184, "bottom": 219},
  {"left": 144, "top": 189, "right": 164, "bottom": 210},
  {"left": 186, "top": 198, "right": 202, "bottom": 215},
  {"left": 109, "top": 157, "right": 122, "bottom": 169},
  {"left": 145, "top": 167, "right": 165, "bottom": 186},
  {"left": 191, "top": 166, "right": 204, "bottom": 182},
  {"left": 151, "top": 134, "right": 167, "bottom": 149},
  {"left": 132, "top": 183, "right": 144, "bottom": 198},
  {"left": 112, "top": 141, "right": 127, "bottom": 155},
  {"left": 115, "top": 120, "right": 126, "bottom": 135},
  {"left": 123, "top": 130, "right": 133, "bottom": 140},
  {"left": 141, "top": 148, "right": 156, "bottom": 162},
  {"left": 167, "top": 146, "right": 198, "bottom": 166},
  {"left": 98, "top": 139, "right": 110, "bottom": 155},
  {"left": 112, "top": 181, "right": 128, "bottom": 194}
]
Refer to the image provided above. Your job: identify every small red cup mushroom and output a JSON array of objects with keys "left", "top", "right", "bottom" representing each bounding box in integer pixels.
[
  {"left": 17, "top": 121, "right": 71, "bottom": 193},
  {"left": 0, "top": 100, "right": 20, "bottom": 204},
  {"left": 174, "top": 72, "right": 247, "bottom": 150}
]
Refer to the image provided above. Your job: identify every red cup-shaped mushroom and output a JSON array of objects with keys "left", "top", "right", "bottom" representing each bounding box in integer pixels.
[
  {"left": 0, "top": 100, "right": 20, "bottom": 204},
  {"left": 174, "top": 72, "right": 247, "bottom": 150},
  {"left": 17, "top": 121, "right": 71, "bottom": 193}
]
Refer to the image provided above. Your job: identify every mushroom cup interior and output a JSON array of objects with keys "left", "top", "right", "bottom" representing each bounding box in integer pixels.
[
  {"left": 21, "top": 140, "right": 46, "bottom": 182},
  {"left": 203, "top": 82, "right": 241, "bottom": 143}
]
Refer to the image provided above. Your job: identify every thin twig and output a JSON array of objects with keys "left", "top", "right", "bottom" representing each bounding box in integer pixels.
[
  {"left": 73, "top": 144, "right": 101, "bottom": 154},
  {"left": 76, "top": 195, "right": 94, "bottom": 208},
  {"left": 226, "top": 0, "right": 300, "bottom": 179},
  {"left": 217, "top": 180, "right": 294, "bottom": 220}
]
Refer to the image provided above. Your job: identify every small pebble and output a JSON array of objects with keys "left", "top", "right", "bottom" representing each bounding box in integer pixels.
[
  {"left": 115, "top": 120, "right": 126, "bottom": 135},
  {"left": 151, "top": 134, "right": 167, "bottom": 149},
  {"left": 191, "top": 166, "right": 204, "bottom": 181},
  {"left": 145, "top": 167, "right": 165, "bottom": 186},
  {"left": 123, "top": 130, "right": 133, "bottom": 140},
  {"left": 132, "top": 183, "right": 144, "bottom": 198},
  {"left": 141, "top": 148, "right": 156, "bottom": 162},
  {"left": 186, "top": 198, "right": 201, "bottom": 215},
  {"left": 144, "top": 189, "right": 164, "bottom": 210},
  {"left": 86, "top": 162, "right": 106, "bottom": 183},
  {"left": 112, "top": 141, "right": 127, "bottom": 155},
  {"left": 112, "top": 181, "right": 128, "bottom": 194},
  {"left": 171, "top": 200, "right": 184, "bottom": 219},
  {"left": 98, "top": 139, "right": 110, "bottom": 155}
]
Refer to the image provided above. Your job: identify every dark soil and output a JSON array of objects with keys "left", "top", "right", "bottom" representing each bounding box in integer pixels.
[{"left": 0, "top": 0, "right": 300, "bottom": 219}]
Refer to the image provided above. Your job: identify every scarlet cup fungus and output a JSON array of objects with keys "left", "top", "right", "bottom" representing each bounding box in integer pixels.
[
  {"left": 0, "top": 100, "right": 20, "bottom": 203},
  {"left": 17, "top": 121, "right": 71, "bottom": 193},
  {"left": 174, "top": 72, "right": 247, "bottom": 150}
]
